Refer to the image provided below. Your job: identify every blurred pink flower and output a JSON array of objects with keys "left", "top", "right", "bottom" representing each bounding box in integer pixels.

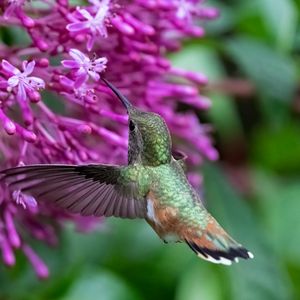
[
  {"left": 4, "top": 0, "right": 26, "bottom": 18},
  {"left": 2, "top": 60, "right": 45, "bottom": 102},
  {"left": 12, "top": 189, "right": 37, "bottom": 209}
]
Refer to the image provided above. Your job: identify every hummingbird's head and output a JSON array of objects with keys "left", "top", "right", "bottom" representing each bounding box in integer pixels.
[{"left": 102, "top": 78, "right": 172, "bottom": 166}]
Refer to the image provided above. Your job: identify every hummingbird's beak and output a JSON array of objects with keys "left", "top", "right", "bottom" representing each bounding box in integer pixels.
[{"left": 101, "top": 77, "right": 132, "bottom": 111}]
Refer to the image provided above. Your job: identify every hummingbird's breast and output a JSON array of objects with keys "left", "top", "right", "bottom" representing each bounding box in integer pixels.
[{"left": 144, "top": 160, "right": 209, "bottom": 242}]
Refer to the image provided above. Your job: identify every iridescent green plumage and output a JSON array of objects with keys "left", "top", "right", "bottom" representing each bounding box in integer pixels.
[
  {"left": 1, "top": 78, "right": 253, "bottom": 265},
  {"left": 128, "top": 109, "right": 172, "bottom": 166}
]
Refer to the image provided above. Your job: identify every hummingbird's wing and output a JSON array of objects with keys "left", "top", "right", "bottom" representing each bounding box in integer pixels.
[{"left": 1, "top": 164, "right": 146, "bottom": 218}]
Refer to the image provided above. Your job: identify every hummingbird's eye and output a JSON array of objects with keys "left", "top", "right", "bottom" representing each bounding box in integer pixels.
[{"left": 129, "top": 120, "right": 135, "bottom": 131}]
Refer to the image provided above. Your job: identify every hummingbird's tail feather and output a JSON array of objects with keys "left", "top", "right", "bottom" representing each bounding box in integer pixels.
[{"left": 184, "top": 219, "right": 254, "bottom": 266}]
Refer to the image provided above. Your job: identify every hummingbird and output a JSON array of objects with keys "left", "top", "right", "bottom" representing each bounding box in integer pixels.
[{"left": 1, "top": 78, "right": 253, "bottom": 265}]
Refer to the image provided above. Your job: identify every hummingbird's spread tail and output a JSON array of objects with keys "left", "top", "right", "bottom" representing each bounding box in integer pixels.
[{"left": 184, "top": 218, "right": 254, "bottom": 266}]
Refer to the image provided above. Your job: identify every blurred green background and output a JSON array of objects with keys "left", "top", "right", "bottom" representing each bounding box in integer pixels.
[{"left": 1, "top": 0, "right": 300, "bottom": 299}]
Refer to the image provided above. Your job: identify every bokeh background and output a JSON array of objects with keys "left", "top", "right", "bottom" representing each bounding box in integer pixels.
[{"left": 1, "top": 0, "right": 300, "bottom": 299}]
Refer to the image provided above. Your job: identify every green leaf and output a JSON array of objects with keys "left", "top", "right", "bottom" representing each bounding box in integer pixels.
[
  {"left": 203, "top": 164, "right": 293, "bottom": 300},
  {"left": 250, "top": 122, "right": 300, "bottom": 173},
  {"left": 253, "top": 171, "right": 300, "bottom": 263},
  {"left": 175, "top": 263, "right": 223, "bottom": 300},
  {"left": 60, "top": 269, "right": 141, "bottom": 300},
  {"left": 225, "top": 36, "right": 297, "bottom": 102},
  {"left": 233, "top": 0, "right": 298, "bottom": 51},
  {"left": 0, "top": 26, "right": 30, "bottom": 47},
  {"left": 234, "top": 1, "right": 270, "bottom": 40},
  {"left": 260, "top": 0, "right": 298, "bottom": 52},
  {"left": 205, "top": 1, "right": 235, "bottom": 35}
]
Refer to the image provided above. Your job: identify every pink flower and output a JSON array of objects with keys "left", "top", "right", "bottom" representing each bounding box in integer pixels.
[
  {"left": 23, "top": 245, "right": 49, "bottom": 279},
  {"left": 1, "top": 60, "right": 45, "bottom": 102},
  {"left": 0, "top": 0, "right": 219, "bottom": 277},
  {"left": 4, "top": 0, "right": 26, "bottom": 19},
  {"left": 4, "top": 0, "right": 35, "bottom": 28},
  {"left": 176, "top": 0, "right": 194, "bottom": 20},
  {"left": 62, "top": 49, "right": 107, "bottom": 88},
  {"left": 88, "top": 0, "right": 110, "bottom": 11},
  {"left": 67, "top": 1, "right": 110, "bottom": 51},
  {"left": 12, "top": 190, "right": 37, "bottom": 210}
]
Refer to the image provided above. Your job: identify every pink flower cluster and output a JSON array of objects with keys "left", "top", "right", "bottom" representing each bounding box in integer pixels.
[{"left": 0, "top": 0, "right": 218, "bottom": 277}]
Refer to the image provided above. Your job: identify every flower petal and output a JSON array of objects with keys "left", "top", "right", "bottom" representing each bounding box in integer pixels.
[
  {"left": 69, "top": 49, "right": 89, "bottom": 64},
  {"left": 4, "top": 3, "right": 17, "bottom": 19},
  {"left": 75, "top": 67, "right": 87, "bottom": 77},
  {"left": 94, "top": 57, "right": 107, "bottom": 64},
  {"left": 74, "top": 73, "right": 88, "bottom": 88},
  {"left": 27, "top": 76, "right": 45, "bottom": 89},
  {"left": 59, "top": 75, "right": 75, "bottom": 87},
  {"left": 2, "top": 60, "right": 20, "bottom": 75},
  {"left": 62, "top": 60, "right": 80, "bottom": 69},
  {"left": 66, "top": 21, "right": 90, "bottom": 32},
  {"left": 96, "top": 24, "right": 108, "bottom": 38},
  {"left": 23, "top": 61, "right": 35, "bottom": 76},
  {"left": 7, "top": 76, "right": 20, "bottom": 87},
  {"left": 94, "top": 57, "right": 108, "bottom": 72},
  {"left": 87, "top": 35, "right": 95, "bottom": 52},
  {"left": 88, "top": 70, "right": 100, "bottom": 81},
  {"left": 17, "top": 83, "right": 27, "bottom": 101},
  {"left": 78, "top": 9, "right": 93, "bottom": 21},
  {"left": 22, "top": 61, "right": 28, "bottom": 72},
  {"left": 95, "top": 2, "right": 109, "bottom": 21}
]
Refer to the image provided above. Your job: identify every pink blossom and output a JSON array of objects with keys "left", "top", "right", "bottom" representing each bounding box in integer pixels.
[
  {"left": 23, "top": 245, "right": 49, "bottom": 279},
  {"left": 176, "top": 0, "right": 195, "bottom": 20},
  {"left": 4, "top": 0, "right": 26, "bottom": 19},
  {"left": 62, "top": 49, "right": 107, "bottom": 88},
  {"left": 2, "top": 60, "right": 45, "bottom": 102},
  {"left": 12, "top": 190, "right": 37, "bottom": 209},
  {"left": 67, "top": 2, "right": 110, "bottom": 51},
  {"left": 0, "top": 0, "right": 219, "bottom": 277},
  {"left": 3, "top": 0, "right": 35, "bottom": 28}
]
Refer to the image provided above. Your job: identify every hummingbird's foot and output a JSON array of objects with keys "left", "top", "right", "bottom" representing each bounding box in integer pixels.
[{"left": 162, "top": 233, "right": 180, "bottom": 243}]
